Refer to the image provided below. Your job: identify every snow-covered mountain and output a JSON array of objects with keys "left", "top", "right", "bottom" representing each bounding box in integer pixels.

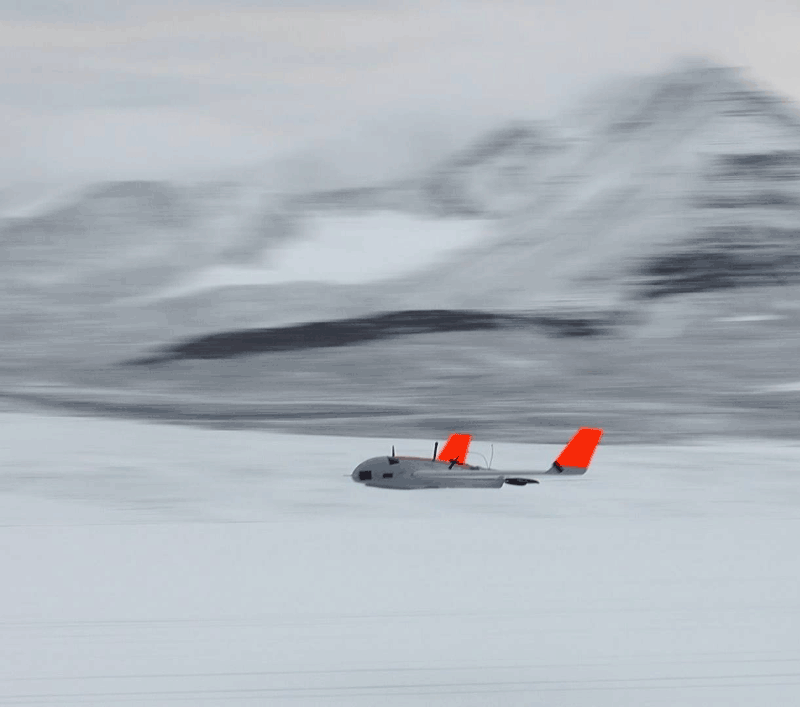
[
  {"left": 7, "top": 61, "right": 798, "bottom": 318},
  {"left": 390, "top": 62, "right": 800, "bottom": 312},
  {"left": 291, "top": 122, "right": 566, "bottom": 218},
  {"left": 2, "top": 59, "right": 799, "bottom": 440},
  {"left": 118, "top": 61, "right": 800, "bottom": 342},
  {"left": 0, "top": 180, "right": 301, "bottom": 301}
]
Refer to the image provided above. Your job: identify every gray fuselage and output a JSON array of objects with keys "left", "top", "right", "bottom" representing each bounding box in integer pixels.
[{"left": 352, "top": 456, "right": 505, "bottom": 489}]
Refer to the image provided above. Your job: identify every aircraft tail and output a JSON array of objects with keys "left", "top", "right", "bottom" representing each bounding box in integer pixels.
[
  {"left": 545, "top": 428, "right": 603, "bottom": 475},
  {"left": 437, "top": 434, "right": 472, "bottom": 465}
]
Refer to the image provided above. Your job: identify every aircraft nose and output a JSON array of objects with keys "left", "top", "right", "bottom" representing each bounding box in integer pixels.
[{"left": 351, "top": 463, "right": 373, "bottom": 483}]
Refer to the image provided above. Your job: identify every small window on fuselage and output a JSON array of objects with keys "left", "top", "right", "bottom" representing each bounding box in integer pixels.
[
  {"left": 383, "top": 473, "right": 393, "bottom": 479},
  {"left": 358, "top": 470, "right": 372, "bottom": 481}
]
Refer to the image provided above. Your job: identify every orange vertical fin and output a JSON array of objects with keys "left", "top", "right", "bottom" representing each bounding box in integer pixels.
[
  {"left": 555, "top": 428, "right": 603, "bottom": 470},
  {"left": 437, "top": 434, "right": 472, "bottom": 465}
]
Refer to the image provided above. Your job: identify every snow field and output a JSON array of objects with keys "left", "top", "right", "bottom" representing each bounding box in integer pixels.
[
  {"left": 164, "top": 211, "right": 491, "bottom": 297},
  {"left": 1, "top": 412, "right": 800, "bottom": 706}
]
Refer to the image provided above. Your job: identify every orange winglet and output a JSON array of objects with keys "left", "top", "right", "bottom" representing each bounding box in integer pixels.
[
  {"left": 437, "top": 434, "right": 472, "bottom": 464},
  {"left": 556, "top": 428, "right": 603, "bottom": 469}
]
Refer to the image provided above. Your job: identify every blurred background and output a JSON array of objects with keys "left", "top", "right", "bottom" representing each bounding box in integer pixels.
[
  {"left": 3, "top": 4, "right": 800, "bottom": 707},
  {"left": 2, "top": 1, "right": 800, "bottom": 444}
]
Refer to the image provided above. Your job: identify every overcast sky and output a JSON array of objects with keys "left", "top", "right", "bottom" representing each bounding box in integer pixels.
[{"left": 1, "top": 0, "right": 799, "bottom": 185}]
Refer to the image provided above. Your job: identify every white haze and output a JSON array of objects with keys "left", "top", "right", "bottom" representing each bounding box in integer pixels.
[{"left": 1, "top": 0, "right": 800, "bottom": 183}]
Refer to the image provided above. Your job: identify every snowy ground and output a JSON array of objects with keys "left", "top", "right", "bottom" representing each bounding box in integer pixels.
[{"left": 2, "top": 412, "right": 800, "bottom": 706}]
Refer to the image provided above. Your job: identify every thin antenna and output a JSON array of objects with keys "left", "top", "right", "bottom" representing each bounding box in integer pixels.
[
  {"left": 473, "top": 452, "right": 490, "bottom": 468},
  {"left": 432, "top": 441, "right": 438, "bottom": 460},
  {"left": 489, "top": 444, "right": 494, "bottom": 470}
]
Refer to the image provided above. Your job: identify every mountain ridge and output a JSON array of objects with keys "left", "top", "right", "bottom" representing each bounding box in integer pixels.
[{"left": 1, "top": 58, "right": 799, "bottom": 441}]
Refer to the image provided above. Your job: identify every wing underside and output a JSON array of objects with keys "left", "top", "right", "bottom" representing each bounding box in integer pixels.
[
  {"left": 413, "top": 469, "right": 534, "bottom": 482},
  {"left": 412, "top": 470, "right": 506, "bottom": 488}
]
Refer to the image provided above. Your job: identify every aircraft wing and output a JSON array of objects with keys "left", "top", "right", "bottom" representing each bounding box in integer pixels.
[
  {"left": 409, "top": 468, "right": 507, "bottom": 488},
  {"left": 493, "top": 428, "right": 603, "bottom": 477},
  {"left": 415, "top": 428, "right": 603, "bottom": 484},
  {"left": 412, "top": 469, "right": 506, "bottom": 482},
  {"left": 409, "top": 468, "right": 543, "bottom": 486}
]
